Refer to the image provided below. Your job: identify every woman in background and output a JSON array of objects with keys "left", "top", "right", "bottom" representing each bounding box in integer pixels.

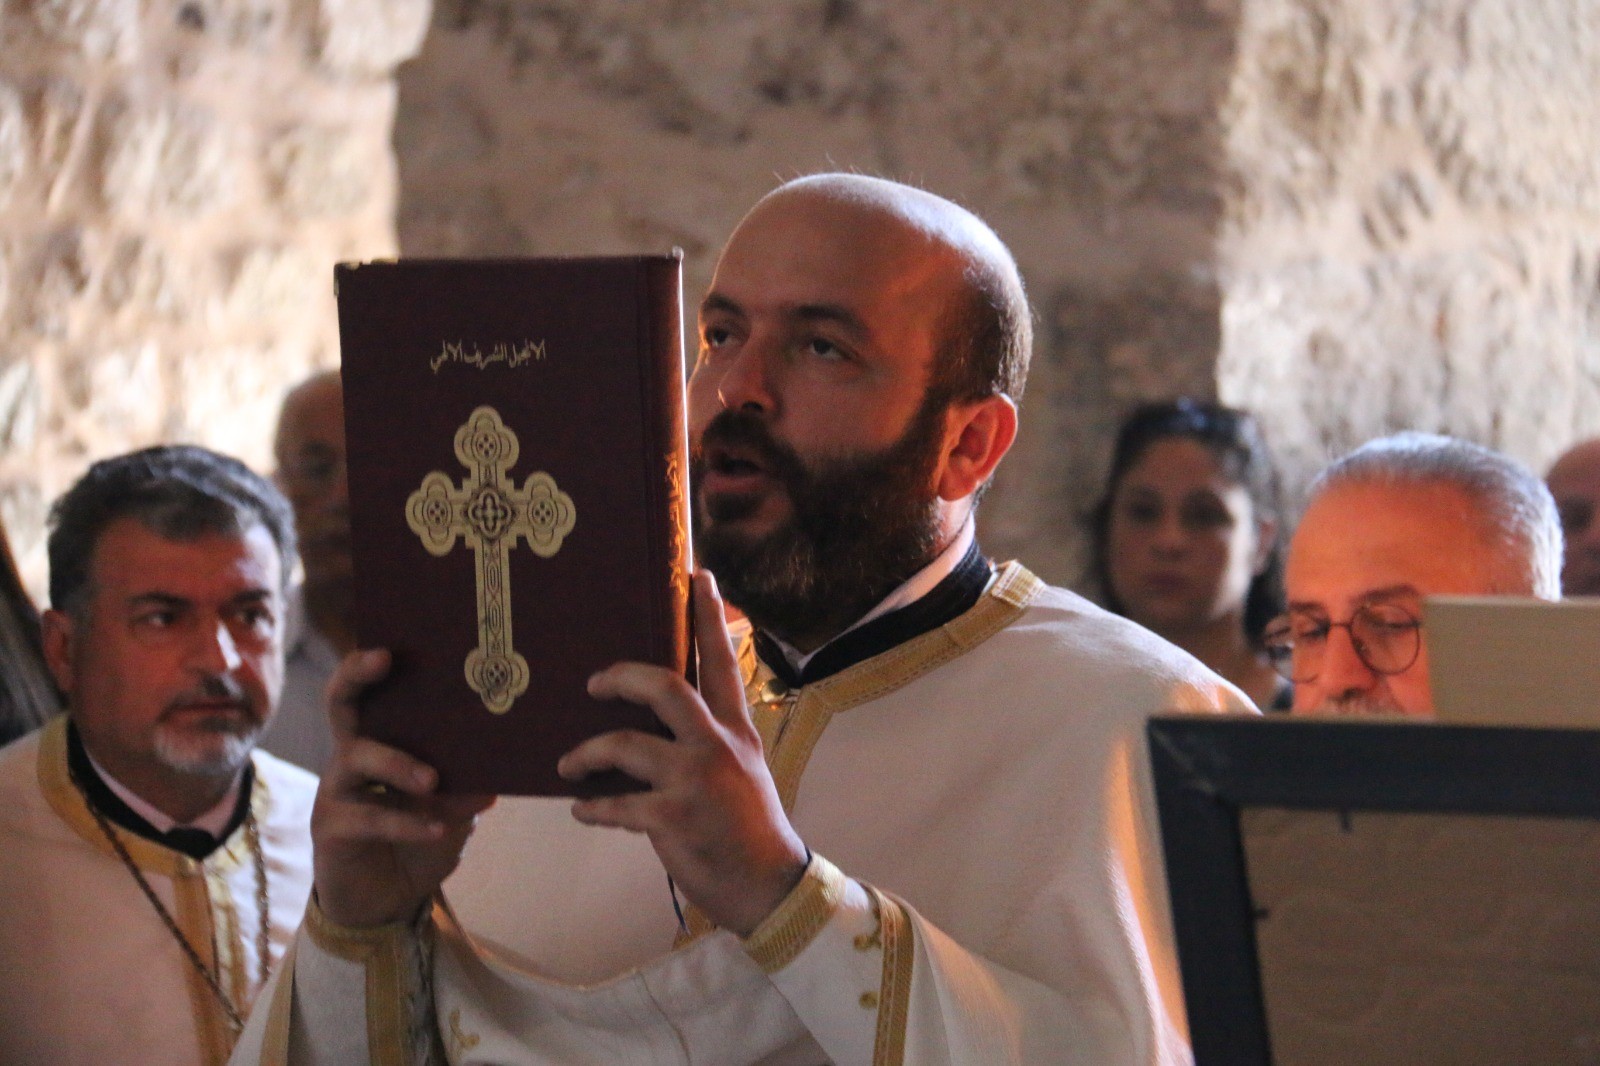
[
  {"left": 0, "top": 520, "right": 59, "bottom": 747},
  {"left": 1089, "top": 398, "right": 1291, "bottom": 710}
]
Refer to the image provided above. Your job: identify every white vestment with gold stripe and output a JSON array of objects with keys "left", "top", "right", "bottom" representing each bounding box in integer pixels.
[
  {"left": 233, "top": 564, "right": 1253, "bottom": 1065},
  {"left": 0, "top": 716, "right": 317, "bottom": 1066}
]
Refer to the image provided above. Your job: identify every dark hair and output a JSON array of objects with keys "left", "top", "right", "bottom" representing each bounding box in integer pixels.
[
  {"left": 1088, "top": 399, "right": 1285, "bottom": 646},
  {"left": 47, "top": 445, "right": 297, "bottom": 615}
]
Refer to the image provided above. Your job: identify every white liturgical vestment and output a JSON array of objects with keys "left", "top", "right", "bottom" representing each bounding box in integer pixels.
[
  {"left": 234, "top": 564, "right": 1253, "bottom": 1065},
  {"left": 0, "top": 716, "right": 317, "bottom": 1066}
]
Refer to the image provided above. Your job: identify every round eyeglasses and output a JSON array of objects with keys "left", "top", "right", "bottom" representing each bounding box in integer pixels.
[{"left": 1263, "top": 604, "right": 1423, "bottom": 684}]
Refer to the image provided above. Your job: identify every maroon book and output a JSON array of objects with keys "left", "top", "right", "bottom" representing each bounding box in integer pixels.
[{"left": 335, "top": 256, "right": 692, "bottom": 795}]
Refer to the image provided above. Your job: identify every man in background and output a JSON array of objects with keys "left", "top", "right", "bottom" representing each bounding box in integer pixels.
[
  {"left": 1280, "top": 432, "right": 1561, "bottom": 717},
  {"left": 0, "top": 445, "right": 316, "bottom": 1064},
  {"left": 1544, "top": 437, "right": 1600, "bottom": 596},
  {"left": 258, "top": 370, "right": 350, "bottom": 773}
]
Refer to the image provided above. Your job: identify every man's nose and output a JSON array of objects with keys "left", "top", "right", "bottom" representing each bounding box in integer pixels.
[
  {"left": 713, "top": 338, "right": 776, "bottom": 416},
  {"left": 191, "top": 621, "right": 243, "bottom": 674},
  {"left": 1318, "top": 624, "right": 1375, "bottom": 696}
]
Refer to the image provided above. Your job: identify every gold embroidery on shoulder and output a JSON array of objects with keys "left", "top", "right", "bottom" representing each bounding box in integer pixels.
[{"left": 406, "top": 405, "right": 576, "bottom": 714}]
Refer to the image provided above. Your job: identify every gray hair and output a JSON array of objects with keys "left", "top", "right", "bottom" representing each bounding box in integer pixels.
[
  {"left": 48, "top": 445, "right": 297, "bottom": 616},
  {"left": 1311, "top": 432, "right": 1563, "bottom": 599}
]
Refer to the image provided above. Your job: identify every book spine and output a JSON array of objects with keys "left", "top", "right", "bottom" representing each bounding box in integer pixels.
[{"left": 640, "top": 257, "right": 694, "bottom": 686}]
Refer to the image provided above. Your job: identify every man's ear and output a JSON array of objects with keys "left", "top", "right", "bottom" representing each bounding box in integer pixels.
[
  {"left": 935, "top": 394, "right": 1019, "bottom": 502},
  {"left": 41, "top": 608, "right": 76, "bottom": 697}
]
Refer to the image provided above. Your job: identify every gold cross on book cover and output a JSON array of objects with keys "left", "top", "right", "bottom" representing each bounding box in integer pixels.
[
  {"left": 336, "top": 256, "right": 693, "bottom": 796},
  {"left": 407, "top": 406, "right": 576, "bottom": 714}
]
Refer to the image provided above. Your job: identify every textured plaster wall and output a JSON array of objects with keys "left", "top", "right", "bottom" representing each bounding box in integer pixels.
[
  {"left": 0, "top": 0, "right": 429, "bottom": 595},
  {"left": 397, "top": 0, "right": 1239, "bottom": 586},
  {"left": 1217, "top": 0, "right": 1600, "bottom": 508}
]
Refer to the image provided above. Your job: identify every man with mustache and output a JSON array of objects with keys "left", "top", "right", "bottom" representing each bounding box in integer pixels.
[
  {"left": 0, "top": 445, "right": 317, "bottom": 1064},
  {"left": 236, "top": 174, "right": 1248, "bottom": 1064},
  {"left": 1281, "top": 432, "right": 1562, "bottom": 717}
]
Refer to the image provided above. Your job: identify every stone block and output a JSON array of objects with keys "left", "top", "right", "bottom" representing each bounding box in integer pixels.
[
  {"left": 263, "top": 123, "right": 374, "bottom": 217},
  {"left": 0, "top": 83, "right": 25, "bottom": 210},
  {"left": 101, "top": 236, "right": 191, "bottom": 320},
  {"left": 314, "top": 0, "right": 431, "bottom": 76},
  {"left": 24, "top": 77, "right": 87, "bottom": 182},
  {"left": 24, "top": 228, "right": 95, "bottom": 338},
  {"left": 220, "top": 243, "right": 320, "bottom": 322},
  {"left": 173, "top": 0, "right": 285, "bottom": 48},
  {"left": 0, "top": 355, "right": 42, "bottom": 454},
  {"left": 168, "top": 345, "right": 300, "bottom": 469},
  {"left": 1411, "top": 0, "right": 1600, "bottom": 213},
  {"left": 97, "top": 96, "right": 237, "bottom": 218},
  {"left": 29, "top": 0, "right": 141, "bottom": 61},
  {"left": 60, "top": 341, "right": 165, "bottom": 444}
]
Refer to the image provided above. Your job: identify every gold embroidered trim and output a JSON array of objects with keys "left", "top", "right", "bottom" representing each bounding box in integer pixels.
[
  {"left": 869, "top": 887, "right": 914, "bottom": 1066},
  {"left": 741, "top": 853, "right": 849, "bottom": 974},
  {"left": 303, "top": 894, "right": 415, "bottom": 1066},
  {"left": 259, "top": 939, "right": 298, "bottom": 1066},
  {"left": 684, "top": 567, "right": 1043, "bottom": 945},
  {"left": 757, "top": 563, "right": 1043, "bottom": 813},
  {"left": 39, "top": 716, "right": 266, "bottom": 1064}
]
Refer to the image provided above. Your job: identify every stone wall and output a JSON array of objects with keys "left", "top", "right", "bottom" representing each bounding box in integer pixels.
[
  {"left": 1217, "top": 0, "right": 1600, "bottom": 509},
  {"left": 4, "top": 0, "right": 1596, "bottom": 598},
  {"left": 396, "top": 0, "right": 1239, "bottom": 586},
  {"left": 395, "top": 0, "right": 1600, "bottom": 586},
  {"left": 0, "top": 0, "right": 430, "bottom": 596}
]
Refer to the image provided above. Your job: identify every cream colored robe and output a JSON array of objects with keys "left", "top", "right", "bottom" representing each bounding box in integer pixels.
[
  {"left": 0, "top": 716, "right": 317, "bottom": 1066},
  {"left": 235, "top": 564, "right": 1253, "bottom": 1065}
]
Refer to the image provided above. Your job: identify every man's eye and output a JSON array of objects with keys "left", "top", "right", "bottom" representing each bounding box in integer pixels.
[
  {"left": 134, "top": 610, "right": 177, "bottom": 630},
  {"left": 1291, "top": 618, "right": 1331, "bottom": 642},
  {"left": 702, "top": 325, "right": 733, "bottom": 348},
  {"left": 238, "top": 606, "right": 274, "bottom": 630},
  {"left": 803, "top": 337, "right": 843, "bottom": 360}
]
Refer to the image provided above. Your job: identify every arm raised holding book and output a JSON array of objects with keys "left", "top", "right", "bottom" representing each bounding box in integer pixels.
[
  {"left": 311, "top": 650, "right": 494, "bottom": 930},
  {"left": 558, "top": 569, "right": 809, "bottom": 937}
]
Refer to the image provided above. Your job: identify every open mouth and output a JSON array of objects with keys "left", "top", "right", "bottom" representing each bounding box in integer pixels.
[{"left": 702, "top": 444, "right": 772, "bottom": 492}]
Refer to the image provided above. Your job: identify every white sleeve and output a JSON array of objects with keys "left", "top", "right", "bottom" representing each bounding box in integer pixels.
[
  {"left": 229, "top": 898, "right": 443, "bottom": 1066},
  {"left": 742, "top": 855, "right": 1189, "bottom": 1066}
]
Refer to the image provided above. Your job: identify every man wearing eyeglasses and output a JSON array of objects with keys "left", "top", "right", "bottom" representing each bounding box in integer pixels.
[
  {"left": 256, "top": 371, "right": 349, "bottom": 774},
  {"left": 1269, "top": 432, "right": 1562, "bottom": 717}
]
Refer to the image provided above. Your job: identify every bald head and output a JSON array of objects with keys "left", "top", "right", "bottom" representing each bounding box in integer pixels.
[
  {"left": 273, "top": 370, "right": 350, "bottom": 598},
  {"left": 741, "top": 174, "right": 1032, "bottom": 404}
]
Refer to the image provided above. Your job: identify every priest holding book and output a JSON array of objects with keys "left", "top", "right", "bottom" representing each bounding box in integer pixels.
[{"left": 234, "top": 174, "right": 1251, "bottom": 1064}]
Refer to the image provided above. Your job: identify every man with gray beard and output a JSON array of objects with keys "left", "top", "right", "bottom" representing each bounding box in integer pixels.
[
  {"left": 0, "top": 445, "right": 317, "bottom": 1065},
  {"left": 1276, "top": 432, "right": 1562, "bottom": 717}
]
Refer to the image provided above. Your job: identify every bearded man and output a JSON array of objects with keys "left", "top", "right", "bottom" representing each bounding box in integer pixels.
[
  {"left": 234, "top": 174, "right": 1249, "bottom": 1065},
  {"left": 0, "top": 445, "right": 316, "bottom": 1065}
]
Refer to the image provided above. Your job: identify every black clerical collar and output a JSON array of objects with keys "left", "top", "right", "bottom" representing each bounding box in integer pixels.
[
  {"left": 753, "top": 541, "right": 993, "bottom": 688},
  {"left": 66, "top": 721, "right": 253, "bottom": 861}
]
